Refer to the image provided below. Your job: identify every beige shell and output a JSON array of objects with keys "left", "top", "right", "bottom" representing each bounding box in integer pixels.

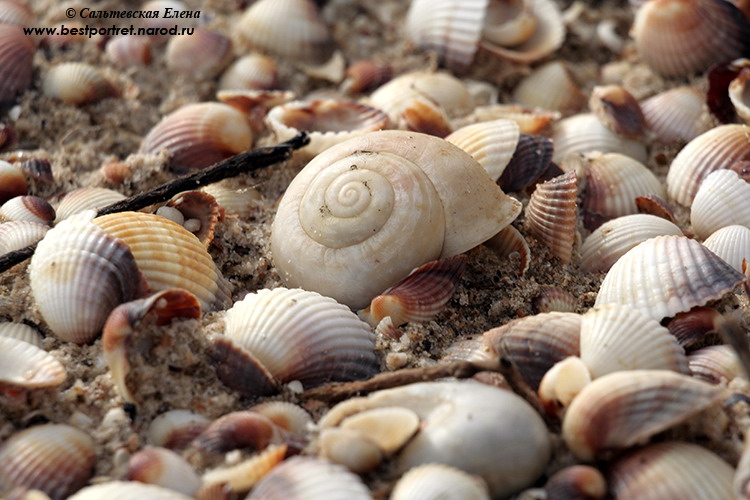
[
  {"left": 729, "top": 67, "right": 750, "bottom": 124},
  {"left": 29, "top": 212, "right": 144, "bottom": 343},
  {"left": 580, "top": 214, "right": 683, "bottom": 273},
  {"left": 92, "top": 211, "right": 232, "bottom": 311},
  {"left": 666, "top": 124, "right": 750, "bottom": 207},
  {"left": 68, "top": 481, "right": 193, "bottom": 500},
  {"left": 54, "top": 187, "right": 126, "bottom": 222},
  {"left": 641, "top": 86, "right": 714, "bottom": 143},
  {"left": 191, "top": 410, "right": 282, "bottom": 453},
  {"left": 552, "top": 113, "right": 648, "bottom": 164},
  {"left": 0, "top": 424, "right": 95, "bottom": 500},
  {"left": 691, "top": 169, "right": 750, "bottom": 239},
  {"left": 0, "top": 196, "right": 55, "bottom": 225},
  {"left": 538, "top": 356, "right": 591, "bottom": 413},
  {"left": 42, "top": 63, "right": 118, "bottom": 106},
  {"left": 271, "top": 130, "right": 522, "bottom": 309},
  {"left": 219, "top": 53, "right": 278, "bottom": 91},
  {"left": 105, "top": 36, "right": 152, "bottom": 67},
  {"left": 524, "top": 170, "right": 578, "bottom": 264},
  {"left": 0, "top": 160, "right": 27, "bottom": 203},
  {"left": 0, "top": 221, "right": 49, "bottom": 255},
  {"left": 213, "top": 287, "right": 378, "bottom": 396},
  {"left": 688, "top": 344, "right": 743, "bottom": 384},
  {"left": 201, "top": 443, "right": 287, "bottom": 493},
  {"left": 0, "top": 321, "right": 42, "bottom": 347},
  {"left": 126, "top": 447, "right": 201, "bottom": 496},
  {"left": 610, "top": 442, "right": 734, "bottom": 499},
  {"left": 390, "top": 464, "right": 491, "bottom": 500},
  {"left": 235, "top": 0, "right": 335, "bottom": 65},
  {"left": 0, "top": 336, "right": 65, "bottom": 388},
  {"left": 595, "top": 235, "right": 745, "bottom": 321},
  {"left": 318, "top": 428, "right": 384, "bottom": 473},
  {"left": 166, "top": 28, "right": 232, "bottom": 80},
  {"left": 562, "top": 370, "right": 725, "bottom": 461},
  {"left": 445, "top": 119, "right": 521, "bottom": 181},
  {"left": 266, "top": 99, "right": 390, "bottom": 155},
  {"left": 632, "top": 0, "right": 750, "bottom": 77},
  {"left": 483, "top": 225, "right": 531, "bottom": 277},
  {"left": 703, "top": 224, "right": 750, "bottom": 273},
  {"left": 147, "top": 410, "right": 210, "bottom": 451},
  {"left": 338, "top": 406, "right": 420, "bottom": 455},
  {"left": 140, "top": 102, "right": 253, "bottom": 173},
  {"left": 513, "top": 61, "right": 586, "bottom": 114},
  {"left": 0, "top": 24, "right": 34, "bottom": 106},
  {"left": 579, "top": 305, "right": 689, "bottom": 378}
]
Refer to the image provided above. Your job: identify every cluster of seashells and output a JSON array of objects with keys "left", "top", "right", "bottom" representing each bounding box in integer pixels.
[{"left": 3, "top": 0, "right": 750, "bottom": 499}]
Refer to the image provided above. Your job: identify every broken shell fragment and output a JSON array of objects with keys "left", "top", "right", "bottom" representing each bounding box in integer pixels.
[
  {"left": 126, "top": 447, "right": 201, "bottom": 496},
  {"left": 538, "top": 356, "right": 591, "bottom": 414},
  {"left": 589, "top": 85, "right": 645, "bottom": 138},
  {"left": 390, "top": 464, "right": 491, "bottom": 500},
  {"left": 0, "top": 336, "right": 65, "bottom": 389},
  {"left": 340, "top": 59, "right": 393, "bottom": 95},
  {"left": 691, "top": 169, "right": 750, "bottom": 239},
  {"left": 524, "top": 170, "right": 578, "bottom": 264},
  {"left": 42, "top": 63, "right": 118, "bottom": 106},
  {"left": 0, "top": 160, "right": 26, "bottom": 203},
  {"left": 201, "top": 443, "right": 287, "bottom": 493},
  {"left": 688, "top": 344, "right": 743, "bottom": 384}
]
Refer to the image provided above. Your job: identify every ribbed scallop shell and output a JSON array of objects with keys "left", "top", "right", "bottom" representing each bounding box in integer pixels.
[
  {"left": 525, "top": 170, "right": 578, "bottom": 264},
  {"left": 703, "top": 224, "right": 750, "bottom": 272},
  {"left": 126, "top": 447, "right": 201, "bottom": 496},
  {"left": 54, "top": 187, "right": 126, "bottom": 223},
  {"left": 552, "top": 113, "right": 648, "bottom": 164},
  {"left": 641, "top": 86, "right": 714, "bottom": 143},
  {"left": 0, "top": 24, "right": 34, "bottom": 105},
  {"left": 666, "top": 124, "right": 750, "bottom": 207},
  {"left": 141, "top": 102, "right": 253, "bottom": 173},
  {"left": 538, "top": 356, "right": 591, "bottom": 413},
  {"left": 0, "top": 424, "right": 95, "bottom": 500},
  {"left": 562, "top": 370, "right": 725, "bottom": 461},
  {"left": 266, "top": 99, "right": 389, "bottom": 156},
  {"left": 147, "top": 410, "right": 210, "bottom": 450},
  {"left": 0, "top": 0, "right": 34, "bottom": 27},
  {"left": 667, "top": 307, "right": 719, "bottom": 349},
  {"left": 106, "top": 36, "right": 152, "bottom": 67},
  {"left": 250, "top": 401, "right": 312, "bottom": 434},
  {"left": 164, "top": 190, "right": 221, "bottom": 247},
  {"left": 92, "top": 211, "right": 232, "bottom": 311},
  {"left": 513, "top": 61, "right": 586, "bottom": 114},
  {"left": 595, "top": 235, "right": 745, "bottom": 321},
  {"left": 0, "top": 336, "right": 65, "bottom": 388},
  {"left": 445, "top": 119, "right": 520, "bottom": 181},
  {"left": 691, "top": 169, "right": 750, "bottom": 239},
  {"left": 688, "top": 344, "right": 743, "bottom": 384},
  {"left": 29, "top": 213, "right": 143, "bottom": 343},
  {"left": 390, "top": 464, "right": 490, "bottom": 500},
  {"left": 580, "top": 214, "right": 683, "bottom": 273},
  {"left": 0, "top": 196, "right": 55, "bottom": 224},
  {"left": 579, "top": 305, "right": 689, "bottom": 378},
  {"left": 235, "top": 0, "right": 335, "bottom": 65},
  {"left": 484, "top": 224, "right": 531, "bottom": 277},
  {"left": 0, "top": 321, "right": 42, "bottom": 347},
  {"left": 0, "top": 221, "right": 49, "bottom": 255},
  {"left": 609, "top": 442, "right": 734, "bottom": 499},
  {"left": 42, "top": 63, "right": 118, "bottom": 106},
  {"left": 632, "top": 0, "right": 750, "bottom": 77},
  {"left": 166, "top": 28, "right": 232, "bottom": 80},
  {"left": 68, "top": 481, "right": 193, "bottom": 500},
  {"left": 219, "top": 53, "right": 278, "bottom": 91},
  {"left": 220, "top": 287, "right": 379, "bottom": 390}
]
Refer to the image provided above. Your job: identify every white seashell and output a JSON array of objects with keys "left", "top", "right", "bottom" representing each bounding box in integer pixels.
[
  {"left": 690, "top": 169, "right": 750, "bottom": 239},
  {"left": 513, "top": 61, "right": 586, "bottom": 114},
  {"left": 201, "top": 183, "right": 263, "bottom": 219},
  {"left": 42, "top": 63, "right": 118, "bottom": 106},
  {"left": 126, "top": 447, "right": 201, "bottom": 496},
  {"left": 445, "top": 119, "right": 520, "bottom": 181},
  {"left": 68, "top": 481, "right": 193, "bottom": 499},
  {"left": 0, "top": 196, "right": 55, "bottom": 225},
  {"left": 390, "top": 464, "right": 491, "bottom": 500},
  {"left": 0, "top": 24, "right": 34, "bottom": 106},
  {"left": 54, "top": 187, "right": 126, "bottom": 223},
  {"left": 641, "top": 86, "right": 714, "bottom": 143},
  {"left": 250, "top": 401, "right": 312, "bottom": 434},
  {"left": 271, "top": 130, "right": 521, "bottom": 309},
  {"left": 0, "top": 336, "right": 65, "bottom": 388},
  {"left": 595, "top": 235, "right": 745, "bottom": 321},
  {"left": 579, "top": 305, "right": 689, "bottom": 378},
  {"left": 0, "top": 221, "right": 49, "bottom": 256},
  {"left": 0, "top": 321, "right": 42, "bottom": 347},
  {"left": 552, "top": 113, "right": 648, "bottom": 164},
  {"left": 703, "top": 224, "right": 750, "bottom": 273},
  {"left": 339, "top": 406, "right": 420, "bottom": 455},
  {"left": 579, "top": 214, "right": 683, "bottom": 273},
  {"left": 148, "top": 410, "right": 210, "bottom": 451}
]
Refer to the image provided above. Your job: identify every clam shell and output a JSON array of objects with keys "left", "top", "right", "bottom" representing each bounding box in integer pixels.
[
  {"left": 147, "top": 410, "right": 210, "bottom": 451},
  {"left": 17, "top": 158, "right": 53, "bottom": 184},
  {"left": 0, "top": 196, "right": 55, "bottom": 224},
  {"left": 446, "top": 119, "right": 520, "bottom": 181},
  {"left": 42, "top": 63, "right": 118, "bottom": 106},
  {"left": 0, "top": 321, "right": 42, "bottom": 347},
  {"left": 339, "top": 406, "right": 420, "bottom": 455},
  {"left": 165, "top": 190, "right": 221, "bottom": 247},
  {"left": 219, "top": 53, "right": 278, "bottom": 91},
  {"left": 667, "top": 307, "right": 720, "bottom": 349},
  {"left": 92, "top": 211, "right": 232, "bottom": 311},
  {"left": 703, "top": 224, "right": 750, "bottom": 272},
  {"left": 497, "top": 133, "right": 554, "bottom": 192},
  {"left": 390, "top": 464, "right": 490, "bottom": 500},
  {"left": 641, "top": 86, "right": 714, "bottom": 143},
  {"left": 0, "top": 336, "right": 65, "bottom": 388},
  {"left": 68, "top": 481, "right": 193, "bottom": 500},
  {"left": 217, "top": 288, "right": 378, "bottom": 393},
  {"left": 166, "top": 28, "right": 232, "bottom": 80},
  {"left": 688, "top": 344, "right": 743, "bottom": 384},
  {"left": 538, "top": 356, "right": 591, "bottom": 413},
  {"left": 666, "top": 124, "right": 750, "bottom": 207},
  {"left": 513, "top": 61, "right": 586, "bottom": 114},
  {"left": 691, "top": 169, "right": 750, "bottom": 239},
  {"left": 461, "top": 104, "right": 559, "bottom": 133},
  {"left": 0, "top": 221, "right": 49, "bottom": 256},
  {"left": 29, "top": 212, "right": 144, "bottom": 343},
  {"left": 0, "top": 24, "right": 34, "bottom": 106},
  {"left": 0, "top": 424, "right": 95, "bottom": 500},
  {"left": 126, "top": 447, "right": 201, "bottom": 496},
  {"left": 595, "top": 235, "right": 745, "bottom": 321},
  {"left": 235, "top": 0, "right": 335, "bottom": 65},
  {"left": 54, "top": 187, "right": 126, "bottom": 222},
  {"left": 562, "top": 370, "right": 725, "bottom": 461},
  {"left": 609, "top": 442, "right": 734, "bottom": 499},
  {"left": 579, "top": 305, "right": 689, "bottom": 378},
  {"left": 524, "top": 170, "right": 578, "bottom": 264},
  {"left": 579, "top": 214, "right": 683, "bottom": 273},
  {"left": 140, "top": 102, "right": 253, "bottom": 173},
  {"left": 483, "top": 224, "right": 531, "bottom": 277},
  {"left": 106, "top": 36, "right": 152, "bottom": 67},
  {"left": 632, "top": 0, "right": 750, "bottom": 77},
  {"left": 552, "top": 113, "right": 648, "bottom": 164},
  {"left": 635, "top": 194, "right": 677, "bottom": 223},
  {"left": 0, "top": 160, "right": 26, "bottom": 203}
]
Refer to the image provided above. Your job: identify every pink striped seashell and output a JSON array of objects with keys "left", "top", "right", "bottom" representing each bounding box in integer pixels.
[
  {"left": 219, "top": 53, "right": 278, "bottom": 91},
  {"left": 42, "top": 63, "right": 119, "bottom": 106},
  {"left": 166, "top": 28, "right": 232, "bottom": 80},
  {"left": 106, "top": 36, "right": 152, "bottom": 67},
  {"left": 0, "top": 0, "right": 34, "bottom": 27},
  {"left": 641, "top": 86, "right": 714, "bottom": 143},
  {"left": 126, "top": 447, "right": 201, "bottom": 496},
  {"left": 0, "top": 24, "right": 34, "bottom": 106},
  {"left": 525, "top": 170, "right": 578, "bottom": 264}
]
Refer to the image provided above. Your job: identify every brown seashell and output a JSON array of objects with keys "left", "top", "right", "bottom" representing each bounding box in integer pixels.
[
  {"left": 632, "top": 0, "right": 750, "bottom": 77},
  {"left": 731, "top": 159, "right": 750, "bottom": 181},
  {"left": 667, "top": 307, "right": 720, "bottom": 349},
  {"left": 641, "top": 86, "right": 714, "bottom": 144},
  {"left": 42, "top": 63, "right": 119, "bottom": 106},
  {"left": 340, "top": 59, "right": 393, "bottom": 95},
  {"left": 544, "top": 465, "right": 606, "bottom": 500},
  {"left": 219, "top": 53, "right": 278, "bottom": 91},
  {"left": 102, "top": 289, "right": 201, "bottom": 402},
  {"left": 100, "top": 162, "right": 132, "bottom": 185},
  {"left": 538, "top": 356, "right": 592, "bottom": 414},
  {"left": 166, "top": 28, "right": 233, "bottom": 80},
  {"left": 635, "top": 194, "right": 676, "bottom": 223},
  {"left": 16, "top": 158, "right": 53, "bottom": 184},
  {"left": 0, "top": 336, "right": 66, "bottom": 389},
  {"left": 497, "top": 133, "right": 554, "bottom": 192},
  {"left": 0, "top": 1, "right": 34, "bottom": 27},
  {"left": 235, "top": 0, "right": 335, "bottom": 65},
  {"left": 148, "top": 410, "right": 210, "bottom": 451},
  {"left": 201, "top": 443, "right": 287, "bottom": 493},
  {"left": 532, "top": 285, "right": 577, "bottom": 313},
  {"left": 318, "top": 428, "right": 384, "bottom": 473},
  {"left": 390, "top": 463, "right": 491, "bottom": 500},
  {"left": 707, "top": 58, "right": 750, "bottom": 124},
  {"left": 106, "top": 36, "right": 152, "bottom": 67},
  {"left": 0, "top": 424, "right": 95, "bottom": 500},
  {"left": 0, "top": 160, "right": 27, "bottom": 203},
  {"left": 0, "top": 321, "right": 42, "bottom": 347},
  {"left": 127, "top": 447, "right": 201, "bottom": 496},
  {"left": 357, "top": 255, "right": 467, "bottom": 328},
  {"left": 688, "top": 344, "right": 743, "bottom": 384},
  {"left": 217, "top": 89, "right": 295, "bottom": 136},
  {"left": 53, "top": 187, "right": 126, "bottom": 222},
  {"left": 552, "top": 113, "right": 648, "bottom": 164},
  {"left": 0, "top": 221, "right": 49, "bottom": 256},
  {"left": 589, "top": 85, "right": 645, "bottom": 138},
  {"left": 191, "top": 411, "right": 282, "bottom": 454},
  {"left": 0, "top": 196, "right": 55, "bottom": 225},
  {"left": 0, "top": 123, "right": 17, "bottom": 152},
  {"left": 141, "top": 102, "right": 253, "bottom": 173},
  {"left": 525, "top": 170, "right": 578, "bottom": 264},
  {"left": 165, "top": 190, "right": 221, "bottom": 247},
  {"left": 513, "top": 61, "right": 586, "bottom": 114},
  {"left": 484, "top": 225, "right": 531, "bottom": 277},
  {"left": 0, "top": 24, "right": 34, "bottom": 106},
  {"left": 562, "top": 370, "right": 725, "bottom": 461}
]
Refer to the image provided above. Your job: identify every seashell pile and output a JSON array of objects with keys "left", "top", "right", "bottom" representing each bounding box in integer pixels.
[{"left": 3, "top": 0, "right": 750, "bottom": 499}]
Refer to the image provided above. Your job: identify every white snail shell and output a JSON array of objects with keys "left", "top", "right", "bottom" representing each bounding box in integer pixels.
[{"left": 271, "top": 130, "right": 522, "bottom": 309}]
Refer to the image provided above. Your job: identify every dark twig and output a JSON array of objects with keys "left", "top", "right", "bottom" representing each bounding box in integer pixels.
[{"left": 0, "top": 132, "right": 310, "bottom": 274}]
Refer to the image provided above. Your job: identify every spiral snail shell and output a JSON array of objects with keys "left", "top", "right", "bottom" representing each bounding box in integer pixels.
[{"left": 271, "top": 130, "right": 522, "bottom": 309}]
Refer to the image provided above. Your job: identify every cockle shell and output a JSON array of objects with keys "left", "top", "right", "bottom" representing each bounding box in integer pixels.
[
  {"left": 445, "top": 119, "right": 520, "bottom": 181},
  {"left": 212, "top": 288, "right": 378, "bottom": 396},
  {"left": 513, "top": 61, "right": 586, "bottom": 114},
  {"left": 688, "top": 344, "right": 743, "bottom": 384},
  {"left": 524, "top": 170, "right": 578, "bottom": 264},
  {"left": 691, "top": 169, "right": 750, "bottom": 239},
  {"left": 190, "top": 410, "right": 283, "bottom": 454},
  {"left": 42, "top": 63, "right": 119, "bottom": 106},
  {"left": 0, "top": 221, "right": 49, "bottom": 255},
  {"left": 667, "top": 307, "right": 720, "bottom": 349},
  {"left": 0, "top": 196, "right": 55, "bottom": 224},
  {"left": 390, "top": 464, "right": 490, "bottom": 500},
  {"left": 148, "top": 410, "right": 210, "bottom": 451},
  {"left": 271, "top": 130, "right": 522, "bottom": 309},
  {"left": 0, "top": 336, "right": 65, "bottom": 388},
  {"left": 0, "top": 24, "right": 34, "bottom": 106},
  {"left": 562, "top": 370, "right": 725, "bottom": 461},
  {"left": 0, "top": 322, "right": 42, "bottom": 347},
  {"left": 595, "top": 235, "right": 745, "bottom": 321},
  {"left": 219, "top": 53, "right": 278, "bottom": 91},
  {"left": 126, "top": 447, "right": 201, "bottom": 496},
  {"left": 552, "top": 113, "right": 648, "bottom": 164},
  {"left": 0, "top": 0, "right": 34, "bottom": 27},
  {"left": 340, "top": 59, "right": 393, "bottom": 95},
  {"left": 0, "top": 424, "right": 95, "bottom": 500},
  {"left": 68, "top": 481, "right": 192, "bottom": 500},
  {"left": 29, "top": 212, "right": 145, "bottom": 343},
  {"left": 703, "top": 224, "right": 750, "bottom": 272},
  {"left": 106, "top": 36, "right": 152, "bottom": 67},
  {"left": 641, "top": 86, "right": 714, "bottom": 143},
  {"left": 666, "top": 124, "right": 750, "bottom": 207},
  {"left": 589, "top": 85, "right": 645, "bottom": 138},
  {"left": 166, "top": 28, "right": 232, "bottom": 80},
  {"left": 532, "top": 285, "right": 577, "bottom": 313},
  {"left": 53, "top": 187, "right": 126, "bottom": 222}
]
